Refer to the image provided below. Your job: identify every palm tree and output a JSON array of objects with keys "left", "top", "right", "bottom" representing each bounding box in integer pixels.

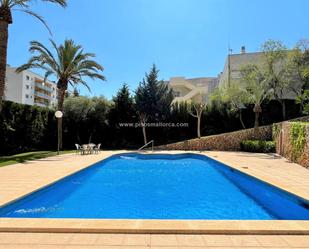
[
  {"left": 0, "top": 0, "right": 67, "bottom": 110},
  {"left": 210, "top": 81, "right": 248, "bottom": 129},
  {"left": 17, "top": 39, "right": 105, "bottom": 149},
  {"left": 240, "top": 64, "right": 271, "bottom": 130}
]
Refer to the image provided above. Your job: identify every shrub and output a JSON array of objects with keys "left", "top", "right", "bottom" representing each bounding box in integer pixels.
[
  {"left": 0, "top": 101, "right": 56, "bottom": 156},
  {"left": 240, "top": 140, "right": 276, "bottom": 153},
  {"left": 290, "top": 122, "right": 307, "bottom": 161}
]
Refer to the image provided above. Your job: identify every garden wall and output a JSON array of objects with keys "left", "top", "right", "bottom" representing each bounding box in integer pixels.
[
  {"left": 274, "top": 121, "right": 309, "bottom": 168},
  {"left": 156, "top": 126, "right": 272, "bottom": 151},
  {"left": 156, "top": 116, "right": 309, "bottom": 152}
]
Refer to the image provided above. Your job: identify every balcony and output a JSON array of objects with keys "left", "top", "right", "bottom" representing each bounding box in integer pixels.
[
  {"left": 34, "top": 91, "right": 52, "bottom": 100},
  {"left": 34, "top": 101, "right": 49, "bottom": 108},
  {"left": 35, "top": 83, "right": 53, "bottom": 93}
]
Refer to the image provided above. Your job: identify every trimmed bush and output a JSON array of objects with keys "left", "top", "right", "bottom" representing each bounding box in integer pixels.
[
  {"left": 240, "top": 140, "right": 276, "bottom": 153},
  {"left": 0, "top": 101, "right": 56, "bottom": 156}
]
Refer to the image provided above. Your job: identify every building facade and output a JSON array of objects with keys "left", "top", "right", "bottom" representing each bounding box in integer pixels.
[
  {"left": 5, "top": 65, "right": 57, "bottom": 108},
  {"left": 167, "top": 77, "right": 218, "bottom": 104},
  {"left": 218, "top": 46, "right": 299, "bottom": 100},
  {"left": 218, "top": 47, "right": 264, "bottom": 87}
]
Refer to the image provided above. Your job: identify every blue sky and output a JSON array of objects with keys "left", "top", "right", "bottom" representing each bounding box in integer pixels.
[{"left": 7, "top": 0, "right": 309, "bottom": 99}]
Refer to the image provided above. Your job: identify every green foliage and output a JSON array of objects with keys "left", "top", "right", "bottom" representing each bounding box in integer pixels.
[
  {"left": 63, "top": 96, "right": 111, "bottom": 146},
  {"left": 108, "top": 84, "right": 138, "bottom": 148},
  {"left": 240, "top": 140, "right": 276, "bottom": 153},
  {"left": 135, "top": 64, "right": 174, "bottom": 121},
  {"left": 17, "top": 39, "right": 105, "bottom": 110},
  {"left": 0, "top": 101, "right": 56, "bottom": 155},
  {"left": 290, "top": 122, "right": 307, "bottom": 161},
  {"left": 240, "top": 64, "right": 270, "bottom": 106},
  {"left": 135, "top": 65, "right": 174, "bottom": 143},
  {"left": 0, "top": 150, "right": 73, "bottom": 167},
  {"left": 272, "top": 123, "right": 281, "bottom": 140},
  {"left": 301, "top": 90, "right": 309, "bottom": 115}
]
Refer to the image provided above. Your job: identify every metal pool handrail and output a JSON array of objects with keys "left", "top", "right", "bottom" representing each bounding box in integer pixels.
[{"left": 138, "top": 140, "right": 154, "bottom": 152}]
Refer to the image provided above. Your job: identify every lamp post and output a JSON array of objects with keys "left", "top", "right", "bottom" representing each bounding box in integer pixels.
[{"left": 55, "top": 111, "right": 63, "bottom": 155}]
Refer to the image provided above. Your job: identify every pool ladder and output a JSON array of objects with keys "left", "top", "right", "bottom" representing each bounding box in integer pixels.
[{"left": 138, "top": 140, "right": 154, "bottom": 152}]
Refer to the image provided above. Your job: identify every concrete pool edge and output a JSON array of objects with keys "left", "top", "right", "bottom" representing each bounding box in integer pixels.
[{"left": 0, "top": 218, "right": 309, "bottom": 235}]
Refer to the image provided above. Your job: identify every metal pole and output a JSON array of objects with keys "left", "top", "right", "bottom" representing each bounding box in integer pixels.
[{"left": 57, "top": 118, "right": 60, "bottom": 155}]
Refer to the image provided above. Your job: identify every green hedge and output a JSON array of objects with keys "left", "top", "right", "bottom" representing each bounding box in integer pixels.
[
  {"left": 240, "top": 140, "right": 276, "bottom": 153},
  {"left": 0, "top": 101, "right": 56, "bottom": 156}
]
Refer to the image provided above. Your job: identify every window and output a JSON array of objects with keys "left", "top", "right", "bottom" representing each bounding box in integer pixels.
[
  {"left": 26, "top": 85, "right": 29, "bottom": 90},
  {"left": 25, "top": 94, "right": 29, "bottom": 99},
  {"left": 26, "top": 76, "right": 30, "bottom": 80}
]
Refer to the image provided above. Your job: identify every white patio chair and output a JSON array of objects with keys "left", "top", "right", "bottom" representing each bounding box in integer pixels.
[
  {"left": 75, "top": 144, "right": 82, "bottom": 155},
  {"left": 94, "top": 143, "right": 101, "bottom": 154}
]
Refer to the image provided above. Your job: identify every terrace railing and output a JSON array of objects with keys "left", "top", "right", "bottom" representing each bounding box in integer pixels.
[{"left": 138, "top": 140, "right": 154, "bottom": 152}]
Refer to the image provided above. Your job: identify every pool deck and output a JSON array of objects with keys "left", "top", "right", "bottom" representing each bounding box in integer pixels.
[{"left": 0, "top": 150, "right": 309, "bottom": 248}]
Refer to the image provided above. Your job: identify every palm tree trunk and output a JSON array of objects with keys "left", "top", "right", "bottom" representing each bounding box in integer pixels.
[
  {"left": 282, "top": 99, "right": 286, "bottom": 121},
  {"left": 57, "top": 88, "right": 66, "bottom": 111},
  {"left": 0, "top": 20, "right": 9, "bottom": 112},
  {"left": 57, "top": 86, "right": 67, "bottom": 151},
  {"left": 254, "top": 111, "right": 260, "bottom": 129},
  {"left": 253, "top": 104, "right": 262, "bottom": 130}
]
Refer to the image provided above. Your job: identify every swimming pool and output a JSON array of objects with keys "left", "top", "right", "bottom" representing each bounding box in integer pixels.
[{"left": 0, "top": 153, "right": 308, "bottom": 220}]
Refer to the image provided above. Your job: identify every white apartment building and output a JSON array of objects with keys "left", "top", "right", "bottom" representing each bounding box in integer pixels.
[
  {"left": 4, "top": 65, "right": 57, "bottom": 108},
  {"left": 167, "top": 77, "right": 218, "bottom": 104}
]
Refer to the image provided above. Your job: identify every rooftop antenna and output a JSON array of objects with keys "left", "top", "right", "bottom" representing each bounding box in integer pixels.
[
  {"left": 228, "top": 42, "right": 233, "bottom": 54},
  {"left": 228, "top": 43, "right": 232, "bottom": 86}
]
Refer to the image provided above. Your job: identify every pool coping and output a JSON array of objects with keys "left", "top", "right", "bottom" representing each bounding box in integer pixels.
[
  {"left": 0, "top": 150, "right": 308, "bottom": 235},
  {"left": 0, "top": 218, "right": 309, "bottom": 235}
]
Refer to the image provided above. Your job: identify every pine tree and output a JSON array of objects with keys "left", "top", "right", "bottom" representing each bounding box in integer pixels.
[
  {"left": 109, "top": 83, "right": 136, "bottom": 147},
  {"left": 135, "top": 64, "right": 174, "bottom": 144}
]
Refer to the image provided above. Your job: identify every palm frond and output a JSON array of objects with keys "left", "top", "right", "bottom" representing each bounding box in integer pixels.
[
  {"left": 42, "top": 0, "right": 67, "bottom": 7},
  {"left": 18, "top": 39, "right": 105, "bottom": 95},
  {"left": 14, "top": 8, "right": 52, "bottom": 35}
]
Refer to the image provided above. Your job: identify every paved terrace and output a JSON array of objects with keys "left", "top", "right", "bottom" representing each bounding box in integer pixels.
[{"left": 0, "top": 151, "right": 308, "bottom": 248}]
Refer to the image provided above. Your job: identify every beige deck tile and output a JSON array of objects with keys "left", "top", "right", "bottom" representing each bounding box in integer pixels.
[
  {"left": 7, "top": 232, "right": 73, "bottom": 245},
  {"left": 280, "top": 235, "right": 309, "bottom": 247},
  {"left": 0, "top": 232, "right": 20, "bottom": 244},
  {"left": 175, "top": 234, "right": 206, "bottom": 246},
  {"left": 151, "top": 247, "right": 179, "bottom": 249},
  {"left": 95, "top": 233, "right": 125, "bottom": 245},
  {"left": 0, "top": 246, "right": 65, "bottom": 249},
  {"left": 123, "top": 234, "right": 150, "bottom": 246},
  {"left": 119, "top": 247, "right": 150, "bottom": 249},
  {"left": 69, "top": 233, "right": 100, "bottom": 245},
  {"left": 151, "top": 235, "right": 178, "bottom": 246},
  {"left": 202, "top": 235, "right": 234, "bottom": 246},
  {"left": 229, "top": 235, "right": 261, "bottom": 247},
  {"left": 65, "top": 246, "right": 120, "bottom": 249},
  {"left": 255, "top": 235, "right": 290, "bottom": 247},
  {"left": 9, "top": 232, "right": 50, "bottom": 244}
]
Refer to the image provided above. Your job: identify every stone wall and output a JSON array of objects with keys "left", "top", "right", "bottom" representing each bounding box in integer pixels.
[
  {"left": 274, "top": 121, "right": 309, "bottom": 168},
  {"left": 156, "top": 126, "right": 272, "bottom": 151},
  {"left": 156, "top": 116, "right": 309, "bottom": 153}
]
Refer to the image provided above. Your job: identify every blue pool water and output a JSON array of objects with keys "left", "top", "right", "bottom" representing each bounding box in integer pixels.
[{"left": 0, "top": 153, "right": 308, "bottom": 220}]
